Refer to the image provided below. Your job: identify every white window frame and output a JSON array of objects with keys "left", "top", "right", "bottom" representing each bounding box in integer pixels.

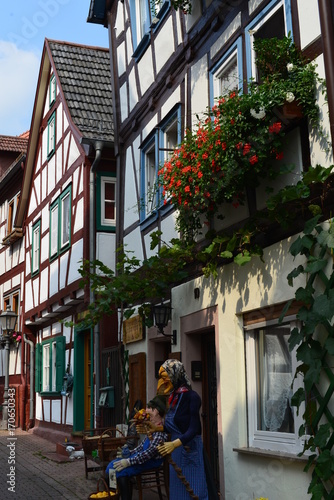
[
  {"left": 49, "top": 185, "right": 71, "bottom": 260},
  {"left": 47, "top": 111, "right": 56, "bottom": 158},
  {"left": 49, "top": 74, "right": 56, "bottom": 107},
  {"left": 101, "top": 176, "right": 116, "bottom": 227},
  {"left": 43, "top": 343, "right": 50, "bottom": 392},
  {"left": 130, "top": 0, "right": 151, "bottom": 49},
  {"left": 32, "top": 220, "right": 41, "bottom": 276},
  {"left": 245, "top": 318, "right": 306, "bottom": 455},
  {"left": 144, "top": 138, "right": 157, "bottom": 217}
]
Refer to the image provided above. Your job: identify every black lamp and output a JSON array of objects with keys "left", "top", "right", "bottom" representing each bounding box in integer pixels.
[
  {"left": 152, "top": 302, "right": 176, "bottom": 344},
  {"left": 0, "top": 305, "right": 18, "bottom": 430}
]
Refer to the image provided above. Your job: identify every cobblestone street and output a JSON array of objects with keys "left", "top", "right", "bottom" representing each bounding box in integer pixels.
[{"left": 0, "top": 429, "right": 164, "bottom": 499}]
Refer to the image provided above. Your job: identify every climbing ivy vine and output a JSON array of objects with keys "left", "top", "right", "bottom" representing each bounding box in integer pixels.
[{"left": 281, "top": 215, "right": 334, "bottom": 499}]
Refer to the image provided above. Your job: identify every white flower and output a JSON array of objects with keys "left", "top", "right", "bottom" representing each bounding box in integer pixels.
[
  {"left": 286, "top": 92, "right": 295, "bottom": 103},
  {"left": 250, "top": 107, "right": 266, "bottom": 119},
  {"left": 287, "top": 63, "right": 294, "bottom": 72}
]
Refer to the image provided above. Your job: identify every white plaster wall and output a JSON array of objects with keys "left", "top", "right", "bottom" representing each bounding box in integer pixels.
[
  {"left": 154, "top": 17, "right": 174, "bottom": 75},
  {"left": 210, "top": 12, "right": 242, "bottom": 60},
  {"left": 115, "top": 1, "right": 125, "bottom": 35},
  {"left": 297, "top": 0, "right": 321, "bottom": 50},
  {"left": 190, "top": 55, "right": 209, "bottom": 127},
  {"left": 124, "top": 144, "right": 140, "bottom": 229},
  {"left": 129, "top": 68, "right": 138, "bottom": 113},
  {"left": 124, "top": 226, "right": 144, "bottom": 264},
  {"left": 126, "top": 27, "right": 133, "bottom": 67},
  {"left": 309, "top": 55, "right": 334, "bottom": 167},
  {"left": 40, "top": 268, "right": 48, "bottom": 303},
  {"left": 161, "top": 88, "right": 181, "bottom": 120},
  {"left": 56, "top": 143, "right": 63, "bottom": 184},
  {"left": 170, "top": 236, "right": 310, "bottom": 500},
  {"left": 120, "top": 82, "right": 128, "bottom": 123},
  {"left": 35, "top": 393, "right": 42, "bottom": 420},
  {"left": 40, "top": 234, "right": 49, "bottom": 265},
  {"left": 73, "top": 197, "right": 84, "bottom": 234},
  {"left": 96, "top": 233, "right": 116, "bottom": 272},
  {"left": 160, "top": 212, "right": 179, "bottom": 245},
  {"left": 48, "top": 155, "right": 56, "bottom": 195},
  {"left": 67, "top": 239, "right": 83, "bottom": 285},
  {"left": 117, "top": 41, "right": 126, "bottom": 76},
  {"left": 24, "top": 280, "right": 34, "bottom": 311},
  {"left": 138, "top": 47, "right": 155, "bottom": 97},
  {"left": 49, "top": 260, "right": 59, "bottom": 297},
  {"left": 59, "top": 252, "right": 69, "bottom": 290}
]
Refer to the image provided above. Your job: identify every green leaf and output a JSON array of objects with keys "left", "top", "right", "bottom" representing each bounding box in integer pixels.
[
  {"left": 317, "top": 228, "right": 334, "bottom": 248},
  {"left": 278, "top": 299, "right": 293, "bottom": 323},
  {"left": 288, "top": 326, "right": 303, "bottom": 350},
  {"left": 234, "top": 252, "right": 252, "bottom": 266},
  {"left": 303, "top": 215, "right": 322, "bottom": 234},
  {"left": 295, "top": 286, "right": 314, "bottom": 304},
  {"left": 325, "top": 337, "right": 334, "bottom": 355},
  {"left": 313, "top": 423, "right": 331, "bottom": 448},
  {"left": 287, "top": 265, "right": 305, "bottom": 286},
  {"left": 304, "top": 256, "right": 327, "bottom": 274},
  {"left": 291, "top": 387, "right": 305, "bottom": 408},
  {"left": 220, "top": 251, "right": 233, "bottom": 259}
]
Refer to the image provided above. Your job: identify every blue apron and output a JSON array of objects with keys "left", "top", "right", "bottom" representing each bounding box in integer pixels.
[{"left": 164, "top": 393, "right": 209, "bottom": 500}]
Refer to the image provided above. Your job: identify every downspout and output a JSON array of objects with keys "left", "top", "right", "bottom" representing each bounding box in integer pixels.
[
  {"left": 90, "top": 140, "right": 104, "bottom": 428},
  {"left": 23, "top": 334, "right": 34, "bottom": 428},
  {"left": 318, "top": 0, "right": 334, "bottom": 152}
]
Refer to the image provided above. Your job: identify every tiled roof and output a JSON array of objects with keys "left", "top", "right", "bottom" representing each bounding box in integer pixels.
[
  {"left": 0, "top": 134, "right": 29, "bottom": 152},
  {"left": 48, "top": 40, "right": 114, "bottom": 142}
]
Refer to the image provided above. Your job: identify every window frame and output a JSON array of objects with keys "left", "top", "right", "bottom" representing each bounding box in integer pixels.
[
  {"left": 245, "top": 0, "right": 293, "bottom": 82},
  {"left": 35, "top": 336, "right": 65, "bottom": 395},
  {"left": 49, "top": 74, "right": 56, "bottom": 107},
  {"left": 32, "top": 220, "right": 41, "bottom": 277},
  {"left": 96, "top": 173, "right": 116, "bottom": 232},
  {"left": 245, "top": 318, "right": 306, "bottom": 455},
  {"left": 7, "top": 193, "right": 20, "bottom": 236},
  {"left": 47, "top": 111, "right": 56, "bottom": 159},
  {"left": 49, "top": 185, "right": 72, "bottom": 260},
  {"left": 139, "top": 105, "right": 182, "bottom": 227},
  {"left": 210, "top": 38, "right": 243, "bottom": 106}
]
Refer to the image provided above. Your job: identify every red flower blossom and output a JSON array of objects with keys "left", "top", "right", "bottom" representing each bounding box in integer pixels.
[
  {"left": 276, "top": 151, "right": 284, "bottom": 160},
  {"left": 202, "top": 152, "right": 208, "bottom": 160},
  {"left": 222, "top": 142, "right": 227, "bottom": 150},
  {"left": 198, "top": 171, "right": 203, "bottom": 179},
  {"left": 269, "top": 122, "right": 282, "bottom": 134},
  {"left": 243, "top": 143, "right": 252, "bottom": 155},
  {"left": 249, "top": 155, "right": 258, "bottom": 165}
]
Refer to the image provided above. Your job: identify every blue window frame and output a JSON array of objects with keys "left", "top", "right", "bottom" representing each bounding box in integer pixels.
[
  {"left": 245, "top": 0, "right": 293, "bottom": 81},
  {"left": 140, "top": 105, "right": 181, "bottom": 227},
  {"left": 210, "top": 37, "right": 243, "bottom": 107}
]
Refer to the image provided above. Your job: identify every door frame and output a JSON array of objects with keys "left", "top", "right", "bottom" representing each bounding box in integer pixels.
[{"left": 73, "top": 327, "right": 93, "bottom": 432}]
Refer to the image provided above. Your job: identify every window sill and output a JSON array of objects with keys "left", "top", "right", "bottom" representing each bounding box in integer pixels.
[
  {"left": 39, "top": 391, "right": 61, "bottom": 397},
  {"left": 133, "top": 33, "right": 151, "bottom": 62},
  {"left": 233, "top": 447, "right": 308, "bottom": 462}
]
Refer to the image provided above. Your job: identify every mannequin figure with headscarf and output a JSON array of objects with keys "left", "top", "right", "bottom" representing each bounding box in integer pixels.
[{"left": 156, "top": 359, "right": 209, "bottom": 500}]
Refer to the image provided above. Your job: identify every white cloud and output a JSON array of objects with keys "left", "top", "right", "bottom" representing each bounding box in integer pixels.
[{"left": 0, "top": 41, "right": 39, "bottom": 136}]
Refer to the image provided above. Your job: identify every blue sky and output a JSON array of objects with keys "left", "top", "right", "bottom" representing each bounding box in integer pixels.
[{"left": 0, "top": 0, "right": 108, "bottom": 136}]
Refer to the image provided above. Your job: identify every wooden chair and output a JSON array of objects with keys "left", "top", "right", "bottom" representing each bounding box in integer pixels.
[{"left": 134, "top": 458, "right": 169, "bottom": 500}]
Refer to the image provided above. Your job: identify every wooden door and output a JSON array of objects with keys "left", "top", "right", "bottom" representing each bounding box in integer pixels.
[
  {"left": 129, "top": 353, "right": 146, "bottom": 411},
  {"left": 84, "top": 332, "right": 91, "bottom": 430}
]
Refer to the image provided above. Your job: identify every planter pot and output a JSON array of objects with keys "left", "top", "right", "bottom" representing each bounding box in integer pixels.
[{"left": 280, "top": 101, "right": 303, "bottom": 119}]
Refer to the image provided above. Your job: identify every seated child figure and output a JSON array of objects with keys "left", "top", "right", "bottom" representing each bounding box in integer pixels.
[{"left": 105, "top": 395, "right": 168, "bottom": 500}]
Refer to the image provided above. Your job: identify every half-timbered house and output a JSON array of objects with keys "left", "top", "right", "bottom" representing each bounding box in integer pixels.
[
  {"left": 89, "top": 0, "right": 334, "bottom": 498},
  {"left": 0, "top": 133, "right": 29, "bottom": 429},
  {"left": 13, "top": 39, "right": 119, "bottom": 436}
]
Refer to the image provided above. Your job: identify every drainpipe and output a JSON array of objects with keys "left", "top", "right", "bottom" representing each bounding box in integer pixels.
[
  {"left": 90, "top": 140, "right": 104, "bottom": 428},
  {"left": 318, "top": 0, "right": 334, "bottom": 152},
  {"left": 23, "top": 334, "right": 34, "bottom": 428}
]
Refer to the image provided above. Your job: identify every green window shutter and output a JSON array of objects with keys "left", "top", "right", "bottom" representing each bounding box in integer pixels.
[
  {"left": 35, "top": 343, "right": 42, "bottom": 393},
  {"left": 56, "top": 336, "right": 66, "bottom": 392}
]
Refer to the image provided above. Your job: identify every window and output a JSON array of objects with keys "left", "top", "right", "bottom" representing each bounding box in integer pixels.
[
  {"left": 245, "top": 0, "right": 293, "bottom": 81},
  {"left": 49, "top": 74, "right": 56, "bottom": 107},
  {"left": 140, "top": 106, "right": 181, "bottom": 224},
  {"left": 96, "top": 173, "right": 116, "bottom": 231},
  {"left": 130, "top": 0, "right": 152, "bottom": 59},
  {"left": 210, "top": 39, "right": 243, "bottom": 105},
  {"left": 47, "top": 111, "right": 56, "bottom": 158},
  {"left": 32, "top": 220, "right": 41, "bottom": 276},
  {"left": 49, "top": 185, "right": 71, "bottom": 259},
  {"left": 35, "top": 336, "right": 65, "bottom": 394},
  {"left": 245, "top": 320, "right": 305, "bottom": 454},
  {"left": 7, "top": 193, "right": 20, "bottom": 235}
]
